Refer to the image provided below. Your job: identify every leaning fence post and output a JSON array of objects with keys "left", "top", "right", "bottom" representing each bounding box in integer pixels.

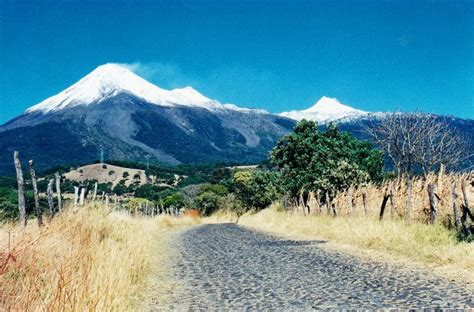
[
  {"left": 379, "top": 192, "right": 389, "bottom": 221},
  {"left": 29, "top": 160, "right": 43, "bottom": 227},
  {"left": 47, "top": 179, "right": 55, "bottom": 221},
  {"left": 451, "top": 181, "right": 460, "bottom": 228},
  {"left": 13, "top": 151, "right": 27, "bottom": 226},
  {"left": 55, "top": 172, "right": 62, "bottom": 212},
  {"left": 427, "top": 184, "right": 438, "bottom": 224}
]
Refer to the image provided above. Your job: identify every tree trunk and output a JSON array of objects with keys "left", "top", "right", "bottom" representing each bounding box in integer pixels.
[
  {"left": 105, "top": 194, "right": 109, "bottom": 209},
  {"left": 451, "top": 181, "right": 460, "bottom": 228},
  {"left": 13, "top": 151, "right": 27, "bottom": 226},
  {"left": 55, "top": 172, "right": 62, "bottom": 212},
  {"left": 47, "top": 178, "right": 55, "bottom": 221},
  {"left": 427, "top": 184, "right": 438, "bottom": 224},
  {"left": 29, "top": 160, "right": 43, "bottom": 227},
  {"left": 406, "top": 175, "right": 413, "bottom": 222}
]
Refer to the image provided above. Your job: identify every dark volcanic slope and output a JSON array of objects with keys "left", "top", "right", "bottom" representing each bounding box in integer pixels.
[
  {"left": 0, "top": 93, "right": 295, "bottom": 174},
  {"left": 155, "top": 224, "right": 474, "bottom": 310}
]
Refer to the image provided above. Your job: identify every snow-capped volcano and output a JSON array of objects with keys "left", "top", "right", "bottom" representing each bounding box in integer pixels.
[
  {"left": 27, "top": 63, "right": 224, "bottom": 113},
  {"left": 280, "top": 96, "right": 368, "bottom": 123}
]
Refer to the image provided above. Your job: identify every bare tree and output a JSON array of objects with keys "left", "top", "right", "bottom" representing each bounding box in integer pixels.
[{"left": 367, "top": 113, "right": 470, "bottom": 176}]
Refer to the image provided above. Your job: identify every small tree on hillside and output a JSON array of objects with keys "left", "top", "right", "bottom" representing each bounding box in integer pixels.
[{"left": 270, "top": 120, "right": 383, "bottom": 204}]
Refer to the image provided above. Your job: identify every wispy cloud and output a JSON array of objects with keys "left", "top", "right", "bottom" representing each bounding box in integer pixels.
[{"left": 116, "top": 61, "right": 197, "bottom": 89}]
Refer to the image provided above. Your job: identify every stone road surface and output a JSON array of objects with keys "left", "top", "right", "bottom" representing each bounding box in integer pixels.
[{"left": 153, "top": 224, "right": 474, "bottom": 310}]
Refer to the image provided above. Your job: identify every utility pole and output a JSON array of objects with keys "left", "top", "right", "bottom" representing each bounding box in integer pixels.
[{"left": 100, "top": 148, "right": 104, "bottom": 164}]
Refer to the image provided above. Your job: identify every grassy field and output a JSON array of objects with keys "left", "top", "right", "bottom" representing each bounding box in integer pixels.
[
  {"left": 238, "top": 203, "right": 474, "bottom": 283},
  {"left": 0, "top": 204, "right": 198, "bottom": 310}
]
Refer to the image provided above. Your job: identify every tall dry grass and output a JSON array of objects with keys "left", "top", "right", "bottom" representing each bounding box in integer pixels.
[{"left": 0, "top": 204, "right": 198, "bottom": 310}]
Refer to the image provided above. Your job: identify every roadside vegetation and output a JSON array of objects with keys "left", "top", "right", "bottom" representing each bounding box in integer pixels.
[{"left": 0, "top": 204, "right": 198, "bottom": 310}]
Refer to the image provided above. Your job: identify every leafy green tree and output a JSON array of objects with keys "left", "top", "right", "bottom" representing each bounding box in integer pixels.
[
  {"left": 112, "top": 183, "right": 127, "bottom": 196},
  {"left": 233, "top": 170, "right": 279, "bottom": 211},
  {"left": 195, "top": 191, "right": 222, "bottom": 216},
  {"left": 161, "top": 192, "right": 185, "bottom": 209},
  {"left": 270, "top": 120, "right": 383, "bottom": 200}
]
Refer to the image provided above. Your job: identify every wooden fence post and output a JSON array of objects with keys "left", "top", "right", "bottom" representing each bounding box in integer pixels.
[
  {"left": 451, "top": 181, "right": 460, "bottom": 228},
  {"left": 379, "top": 193, "right": 389, "bottom": 221},
  {"left": 79, "top": 187, "right": 85, "bottom": 206},
  {"left": 74, "top": 186, "right": 79, "bottom": 206},
  {"left": 92, "top": 182, "right": 98, "bottom": 201},
  {"left": 47, "top": 179, "right": 55, "bottom": 221},
  {"left": 55, "top": 172, "right": 62, "bottom": 212},
  {"left": 29, "top": 160, "right": 43, "bottom": 227},
  {"left": 427, "top": 183, "right": 438, "bottom": 224},
  {"left": 406, "top": 175, "right": 413, "bottom": 222},
  {"left": 13, "top": 151, "right": 27, "bottom": 226},
  {"left": 460, "top": 180, "right": 473, "bottom": 236}
]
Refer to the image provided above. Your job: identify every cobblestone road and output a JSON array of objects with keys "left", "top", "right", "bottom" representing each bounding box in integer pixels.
[{"left": 154, "top": 224, "right": 474, "bottom": 310}]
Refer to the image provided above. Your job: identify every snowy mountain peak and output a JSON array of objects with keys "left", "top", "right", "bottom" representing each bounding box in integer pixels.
[
  {"left": 26, "top": 63, "right": 220, "bottom": 113},
  {"left": 280, "top": 96, "right": 368, "bottom": 123}
]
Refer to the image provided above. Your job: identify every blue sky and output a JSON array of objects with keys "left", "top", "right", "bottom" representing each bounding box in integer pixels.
[{"left": 1, "top": 0, "right": 473, "bottom": 124}]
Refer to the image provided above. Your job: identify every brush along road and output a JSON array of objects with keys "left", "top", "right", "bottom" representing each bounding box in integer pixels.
[{"left": 152, "top": 224, "right": 473, "bottom": 310}]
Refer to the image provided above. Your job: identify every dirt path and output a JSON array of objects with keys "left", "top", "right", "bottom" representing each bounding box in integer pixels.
[{"left": 152, "top": 224, "right": 473, "bottom": 310}]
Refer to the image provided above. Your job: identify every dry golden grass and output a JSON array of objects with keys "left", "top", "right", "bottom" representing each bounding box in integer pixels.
[
  {"left": 323, "top": 172, "right": 473, "bottom": 225},
  {"left": 239, "top": 203, "right": 474, "bottom": 283},
  {"left": 0, "top": 204, "right": 199, "bottom": 310}
]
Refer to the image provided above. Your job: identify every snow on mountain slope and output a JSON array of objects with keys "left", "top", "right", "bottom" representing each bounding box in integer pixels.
[
  {"left": 280, "top": 96, "right": 368, "bottom": 123},
  {"left": 26, "top": 63, "right": 245, "bottom": 113}
]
